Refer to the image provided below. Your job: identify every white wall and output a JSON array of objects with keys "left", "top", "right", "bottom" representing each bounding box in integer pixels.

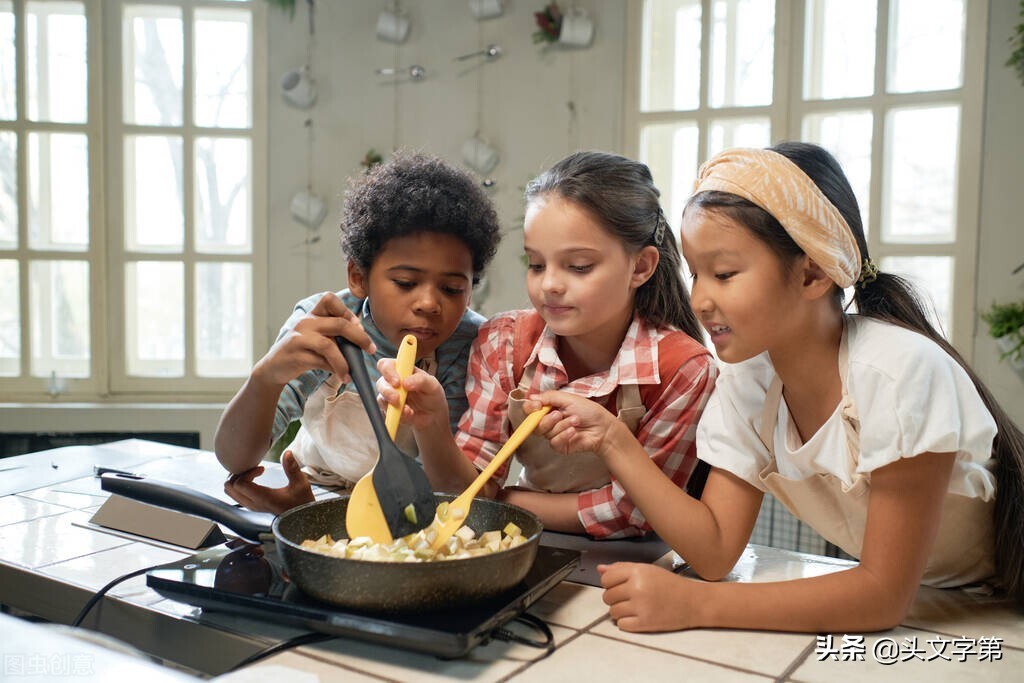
[
  {"left": 264, "top": 0, "right": 627, "bottom": 338},
  {"left": 974, "top": 0, "right": 1024, "bottom": 425}
]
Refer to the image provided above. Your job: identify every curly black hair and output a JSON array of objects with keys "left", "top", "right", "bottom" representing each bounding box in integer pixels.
[{"left": 340, "top": 151, "right": 501, "bottom": 283}]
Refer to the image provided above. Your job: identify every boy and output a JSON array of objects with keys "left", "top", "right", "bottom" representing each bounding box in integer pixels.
[{"left": 215, "top": 152, "right": 501, "bottom": 514}]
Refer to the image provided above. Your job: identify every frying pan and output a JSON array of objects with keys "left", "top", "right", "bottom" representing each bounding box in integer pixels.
[{"left": 100, "top": 474, "right": 542, "bottom": 612}]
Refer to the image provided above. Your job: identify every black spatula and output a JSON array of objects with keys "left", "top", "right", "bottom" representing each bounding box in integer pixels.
[{"left": 335, "top": 336, "right": 435, "bottom": 538}]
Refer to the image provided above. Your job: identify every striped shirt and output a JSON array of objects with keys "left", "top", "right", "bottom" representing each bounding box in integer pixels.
[
  {"left": 455, "top": 310, "right": 717, "bottom": 538},
  {"left": 272, "top": 289, "right": 484, "bottom": 443}
]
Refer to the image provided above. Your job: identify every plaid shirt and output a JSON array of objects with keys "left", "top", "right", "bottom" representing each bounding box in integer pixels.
[{"left": 455, "top": 310, "right": 717, "bottom": 538}]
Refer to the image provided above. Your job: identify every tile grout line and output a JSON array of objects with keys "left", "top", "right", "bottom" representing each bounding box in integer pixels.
[
  {"left": 583, "top": 630, "right": 778, "bottom": 679},
  {"left": 774, "top": 637, "right": 817, "bottom": 682}
]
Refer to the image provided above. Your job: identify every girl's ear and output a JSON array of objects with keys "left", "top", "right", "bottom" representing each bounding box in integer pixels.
[
  {"left": 347, "top": 260, "right": 369, "bottom": 299},
  {"left": 800, "top": 256, "right": 835, "bottom": 300},
  {"left": 630, "top": 245, "right": 660, "bottom": 289}
]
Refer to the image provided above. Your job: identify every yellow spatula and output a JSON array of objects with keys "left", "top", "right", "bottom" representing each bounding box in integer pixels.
[
  {"left": 430, "top": 405, "right": 551, "bottom": 551},
  {"left": 344, "top": 334, "right": 417, "bottom": 543}
]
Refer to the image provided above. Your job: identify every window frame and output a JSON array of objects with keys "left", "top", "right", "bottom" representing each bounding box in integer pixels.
[
  {"left": 1, "top": 0, "right": 267, "bottom": 400},
  {"left": 623, "top": 0, "right": 988, "bottom": 354}
]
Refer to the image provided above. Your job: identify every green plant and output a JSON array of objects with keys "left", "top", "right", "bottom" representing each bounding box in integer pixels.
[
  {"left": 533, "top": 2, "right": 562, "bottom": 44},
  {"left": 981, "top": 300, "right": 1024, "bottom": 363},
  {"left": 361, "top": 148, "right": 383, "bottom": 173},
  {"left": 1009, "top": 1, "right": 1024, "bottom": 85},
  {"left": 263, "top": 0, "right": 297, "bottom": 19}
]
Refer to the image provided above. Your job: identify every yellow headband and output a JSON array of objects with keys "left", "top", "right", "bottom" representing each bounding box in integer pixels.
[{"left": 693, "top": 148, "right": 861, "bottom": 288}]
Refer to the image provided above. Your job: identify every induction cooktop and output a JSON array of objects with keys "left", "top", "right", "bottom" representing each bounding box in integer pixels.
[{"left": 146, "top": 540, "right": 580, "bottom": 658}]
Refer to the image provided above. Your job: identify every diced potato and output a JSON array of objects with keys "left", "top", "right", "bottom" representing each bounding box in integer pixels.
[
  {"left": 502, "top": 522, "right": 522, "bottom": 538},
  {"left": 454, "top": 525, "right": 476, "bottom": 544}
]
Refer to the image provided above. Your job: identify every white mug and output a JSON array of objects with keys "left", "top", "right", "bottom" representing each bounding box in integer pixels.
[
  {"left": 468, "top": 0, "right": 503, "bottom": 20},
  {"left": 559, "top": 8, "right": 594, "bottom": 47},
  {"left": 280, "top": 68, "right": 317, "bottom": 109},
  {"left": 376, "top": 9, "right": 410, "bottom": 44},
  {"left": 461, "top": 135, "right": 500, "bottom": 175},
  {"left": 290, "top": 189, "right": 327, "bottom": 229}
]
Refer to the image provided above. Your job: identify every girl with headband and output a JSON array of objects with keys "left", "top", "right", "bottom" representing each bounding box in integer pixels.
[
  {"left": 528, "top": 142, "right": 1024, "bottom": 632},
  {"left": 378, "top": 151, "right": 715, "bottom": 539}
]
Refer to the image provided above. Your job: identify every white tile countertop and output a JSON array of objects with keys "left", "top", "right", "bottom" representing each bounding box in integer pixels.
[{"left": 1, "top": 440, "right": 1021, "bottom": 682}]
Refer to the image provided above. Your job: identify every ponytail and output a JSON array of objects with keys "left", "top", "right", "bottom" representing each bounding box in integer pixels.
[
  {"left": 855, "top": 274, "right": 1024, "bottom": 605},
  {"left": 637, "top": 212, "right": 704, "bottom": 341}
]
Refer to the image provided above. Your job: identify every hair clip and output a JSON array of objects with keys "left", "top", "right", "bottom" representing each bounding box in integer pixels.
[{"left": 857, "top": 257, "right": 879, "bottom": 288}]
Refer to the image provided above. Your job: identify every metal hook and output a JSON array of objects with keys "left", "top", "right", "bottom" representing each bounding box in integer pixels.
[
  {"left": 375, "top": 65, "right": 426, "bottom": 80},
  {"left": 454, "top": 44, "right": 502, "bottom": 62}
]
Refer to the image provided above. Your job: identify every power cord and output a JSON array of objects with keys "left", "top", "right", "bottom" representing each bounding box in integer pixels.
[
  {"left": 492, "top": 613, "right": 555, "bottom": 658},
  {"left": 228, "top": 632, "right": 337, "bottom": 671},
  {"left": 71, "top": 566, "right": 155, "bottom": 628}
]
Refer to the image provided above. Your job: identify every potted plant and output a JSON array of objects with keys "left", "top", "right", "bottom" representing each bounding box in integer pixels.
[{"left": 980, "top": 300, "right": 1024, "bottom": 369}]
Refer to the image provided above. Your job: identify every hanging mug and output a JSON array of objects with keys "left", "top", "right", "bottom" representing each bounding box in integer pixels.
[
  {"left": 280, "top": 67, "right": 317, "bottom": 109},
  {"left": 468, "top": 0, "right": 503, "bottom": 20},
  {"left": 461, "top": 135, "right": 500, "bottom": 175},
  {"left": 290, "top": 189, "right": 327, "bottom": 229},
  {"left": 559, "top": 7, "right": 594, "bottom": 48},
  {"left": 376, "top": 7, "right": 410, "bottom": 44}
]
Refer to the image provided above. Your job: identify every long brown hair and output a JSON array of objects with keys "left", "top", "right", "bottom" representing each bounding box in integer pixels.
[
  {"left": 687, "top": 141, "right": 1024, "bottom": 605},
  {"left": 525, "top": 150, "right": 704, "bottom": 343}
]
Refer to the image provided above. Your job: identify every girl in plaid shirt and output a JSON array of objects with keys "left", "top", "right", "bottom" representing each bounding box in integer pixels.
[{"left": 378, "top": 151, "right": 716, "bottom": 538}]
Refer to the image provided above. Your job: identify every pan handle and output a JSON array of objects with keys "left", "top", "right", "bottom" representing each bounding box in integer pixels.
[{"left": 100, "top": 473, "right": 275, "bottom": 543}]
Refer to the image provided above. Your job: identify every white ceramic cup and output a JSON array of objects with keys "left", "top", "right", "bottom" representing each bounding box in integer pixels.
[
  {"left": 559, "top": 8, "right": 594, "bottom": 47},
  {"left": 461, "top": 135, "right": 500, "bottom": 175},
  {"left": 468, "top": 0, "right": 503, "bottom": 20},
  {"left": 280, "top": 68, "right": 317, "bottom": 109},
  {"left": 376, "top": 9, "right": 410, "bottom": 43},
  {"left": 290, "top": 189, "right": 327, "bottom": 229}
]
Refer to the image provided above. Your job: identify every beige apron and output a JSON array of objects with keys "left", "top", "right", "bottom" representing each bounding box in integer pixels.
[
  {"left": 285, "top": 377, "right": 419, "bottom": 489},
  {"left": 506, "top": 365, "right": 646, "bottom": 493},
  {"left": 755, "top": 330, "right": 994, "bottom": 588}
]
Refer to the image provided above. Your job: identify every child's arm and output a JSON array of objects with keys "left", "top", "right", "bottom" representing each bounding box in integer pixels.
[
  {"left": 534, "top": 388, "right": 762, "bottom": 573},
  {"left": 223, "top": 450, "right": 314, "bottom": 514},
  {"left": 600, "top": 451, "right": 956, "bottom": 633},
  {"left": 215, "top": 293, "right": 375, "bottom": 474}
]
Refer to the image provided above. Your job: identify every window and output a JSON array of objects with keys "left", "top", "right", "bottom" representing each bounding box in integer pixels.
[
  {"left": 626, "top": 0, "right": 986, "bottom": 348},
  {"left": 0, "top": 0, "right": 266, "bottom": 398}
]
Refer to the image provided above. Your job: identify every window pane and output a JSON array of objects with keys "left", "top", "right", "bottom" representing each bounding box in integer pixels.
[
  {"left": 802, "top": 111, "right": 872, "bottom": 236},
  {"left": 196, "top": 262, "right": 251, "bottom": 377},
  {"left": 29, "top": 259, "right": 89, "bottom": 378},
  {"left": 123, "top": 4, "right": 183, "bottom": 126},
  {"left": 194, "top": 8, "right": 251, "bottom": 128},
  {"left": 709, "top": 0, "right": 774, "bottom": 108},
  {"left": 0, "top": 259, "right": 18, "bottom": 376},
  {"left": 708, "top": 117, "right": 770, "bottom": 157},
  {"left": 28, "top": 132, "right": 89, "bottom": 251},
  {"left": 126, "top": 261, "right": 183, "bottom": 376},
  {"left": 26, "top": 1, "right": 86, "bottom": 123},
  {"left": 195, "top": 136, "right": 251, "bottom": 253},
  {"left": 803, "top": 0, "right": 876, "bottom": 100},
  {"left": 0, "top": 130, "right": 15, "bottom": 248},
  {"left": 639, "top": 122, "right": 699, "bottom": 230},
  {"left": 641, "top": 0, "right": 701, "bottom": 112},
  {"left": 888, "top": 0, "right": 964, "bottom": 93},
  {"left": 883, "top": 106, "right": 959, "bottom": 244},
  {"left": 125, "top": 135, "right": 183, "bottom": 251},
  {"left": 0, "top": 2, "right": 14, "bottom": 120},
  {"left": 880, "top": 256, "right": 952, "bottom": 337}
]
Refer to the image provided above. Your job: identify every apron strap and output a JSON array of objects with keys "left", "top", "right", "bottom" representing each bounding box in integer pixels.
[{"left": 758, "top": 376, "right": 784, "bottom": 455}]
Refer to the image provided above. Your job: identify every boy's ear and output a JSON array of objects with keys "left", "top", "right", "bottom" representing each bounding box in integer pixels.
[
  {"left": 630, "top": 246, "right": 660, "bottom": 289},
  {"left": 347, "top": 260, "right": 369, "bottom": 299},
  {"left": 800, "top": 256, "right": 835, "bottom": 300}
]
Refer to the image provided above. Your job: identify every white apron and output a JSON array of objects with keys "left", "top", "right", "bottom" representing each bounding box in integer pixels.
[
  {"left": 507, "top": 365, "right": 646, "bottom": 493},
  {"left": 285, "top": 376, "right": 419, "bottom": 488},
  {"left": 755, "top": 330, "right": 994, "bottom": 588}
]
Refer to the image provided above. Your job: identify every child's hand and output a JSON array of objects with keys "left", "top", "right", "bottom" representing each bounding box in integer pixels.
[
  {"left": 255, "top": 292, "right": 376, "bottom": 388},
  {"left": 223, "top": 450, "right": 315, "bottom": 515},
  {"left": 526, "top": 390, "right": 624, "bottom": 456},
  {"left": 376, "top": 358, "right": 451, "bottom": 431},
  {"left": 598, "top": 562, "right": 702, "bottom": 632}
]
